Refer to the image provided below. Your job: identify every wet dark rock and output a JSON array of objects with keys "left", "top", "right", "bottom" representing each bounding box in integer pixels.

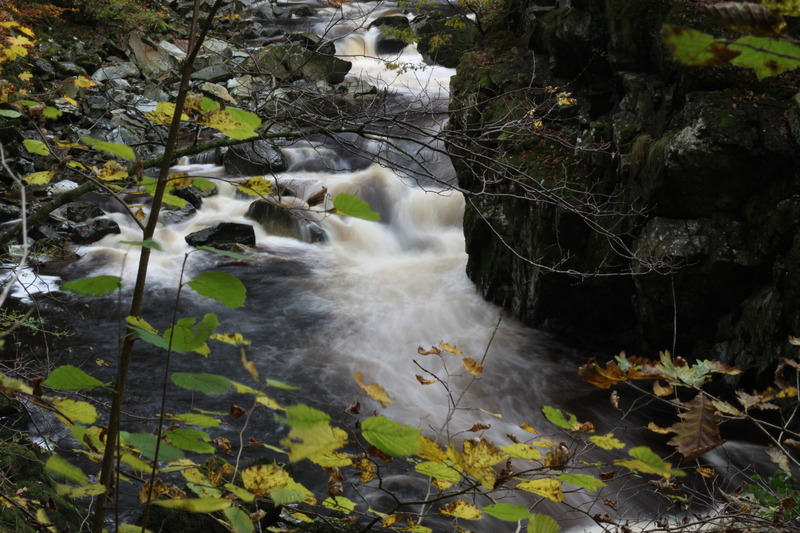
[
  {"left": 413, "top": 14, "right": 478, "bottom": 68},
  {"left": 185, "top": 222, "right": 256, "bottom": 247},
  {"left": 71, "top": 218, "right": 121, "bottom": 244},
  {"left": 224, "top": 139, "right": 288, "bottom": 176},
  {"left": 247, "top": 42, "right": 352, "bottom": 84},
  {"left": 450, "top": 0, "right": 800, "bottom": 373},
  {"left": 91, "top": 61, "right": 141, "bottom": 82},
  {"left": 246, "top": 199, "right": 326, "bottom": 243}
]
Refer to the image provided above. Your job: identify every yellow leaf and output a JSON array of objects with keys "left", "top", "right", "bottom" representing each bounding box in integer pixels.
[
  {"left": 501, "top": 443, "right": 542, "bottom": 460},
  {"left": 255, "top": 395, "right": 282, "bottom": 410},
  {"left": 61, "top": 95, "right": 77, "bottom": 106},
  {"left": 167, "top": 172, "right": 193, "bottom": 188},
  {"left": 241, "top": 464, "right": 290, "bottom": 496},
  {"left": 236, "top": 176, "right": 272, "bottom": 197},
  {"left": 417, "top": 435, "right": 448, "bottom": 462},
  {"left": 240, "top": 350, "right": 259, "bottom": 381},
  {"left": 18, "top": 26, "right": 36, "bottom": 38},
  {"left": 54, "top": 137, "right": 87, "bottom": 149},
  {"left": 74, "top": 76, "right": 98, "bottom": 89},
  {"left": 354, "top": 370, "right": 394, "bottom": 408},
  {"left": 209, "top": 332, "right": 251, "bottom": 346},
  {"left": 282, "top": 425, "right": 348, "bottom": 463},
  {"left": 462, "top": 439, "right": 507, "bottom": 489},
  {"left": 355, "top": 457, "right": 377, "bottom": 482},
  {"left": 697, "top": 466, "right": 716, "bottom": 478},
  {"left": 516, "top": 478, "right": 565, "bottom": 502},
  {"left": 439, "top": 499, "right": 483, "bottom": 520},
  {"left": 126, "top": 315, "right": 158, "bottom": 334},
  {"left": 53, "top": 398, "right": 98, "bottom": 425},
  {"left": 417, "top": 346, "right": 441, "bottom": 355},
  {"left": 415, "top": 374, "right": 435, "bottom": 385},
  {"left": 95, "top": 160, "right": 128, "bottom": 181},
  {"left": 520, "top": 422, "right": 538, "bottom": 433},
  {"left": 646, "top": 422, "right": 671, "bottom": 434},
  {"left": 438, "top": 341, "right": 462, "bottom": 354},
  {"left": 133, "top": 206, "right": 146, "bottom": 220},
  {"left": 18, "top": 71, "right": 32, "bottom": 82},
  {"left": 776, "top": 386, "right": 798, "bottom": 399},
  {"left": 462, "top": 357, "right": 483, "bottom": 376},
  {"left": 479, "top": 408, "right": 503, "bottom": 418},
  {"left": 145, "top": 102, "right": 188, "bottom": 125},
  {"left": 181, "top": 468, "right": 209, "bottom": 485},
  {"left": 23, "top": 171, "right": 55, "bottom": 185},
  {"left": 589, "top": 433, "right": 626, "bottom": 450}
]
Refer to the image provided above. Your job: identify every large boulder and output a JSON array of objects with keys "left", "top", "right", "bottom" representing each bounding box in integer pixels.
[
  {"left": 245, "top": 199, "right": 326, "bottom": 243},
  {"left": 185, "top": 222, "right": 256, "bottom": 247},
  {"left": 246, "top": 42, "right": 351, "bottom": 84},
  {"left": 224, "top": 140, "right": 288, "bottom": 176}
]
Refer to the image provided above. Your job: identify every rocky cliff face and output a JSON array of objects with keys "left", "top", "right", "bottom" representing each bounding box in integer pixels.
[{"left": 449, "top": 0, "right": 800, "bottom": 373}]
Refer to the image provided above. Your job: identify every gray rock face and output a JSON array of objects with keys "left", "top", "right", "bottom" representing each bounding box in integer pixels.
[
  {"left": 247, "top": 42, "right": 352, "bottom": 84},
  {"left": 450, "top": 0, "right": 800, "bottom": 372},
  {"left": 91, "top": 62, "right": 141, "bottom": 82}
]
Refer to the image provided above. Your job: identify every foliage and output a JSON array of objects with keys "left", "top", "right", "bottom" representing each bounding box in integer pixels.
[{"left": 662, "top": 1, "right": 800, "bottom": 80}]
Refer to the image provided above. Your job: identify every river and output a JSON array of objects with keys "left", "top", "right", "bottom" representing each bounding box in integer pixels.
[{"left": 11, "top": 1, "right": 770, "bottom": 531}]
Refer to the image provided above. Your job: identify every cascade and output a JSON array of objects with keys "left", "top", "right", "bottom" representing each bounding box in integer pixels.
[{"left": 7, "top": 2, "right": 773, "bottom": 531}]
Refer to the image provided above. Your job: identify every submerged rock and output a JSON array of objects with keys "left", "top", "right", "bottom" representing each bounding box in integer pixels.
[
  {"left": 246, "top": 199, "right": 326, "bottom": 243},
  {"left": 224, "top": 140, "right": 288, "bottom": 176}
]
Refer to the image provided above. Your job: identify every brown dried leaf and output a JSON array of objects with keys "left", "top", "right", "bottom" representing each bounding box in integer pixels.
[
  {"left": 702, "top": 2, "right": 786, "bottom": 37},
  {"left": 417, "top": 346, "right": 441, "bottom": 356},
  {"left": 438, "top": 341, "right": 462, "bottom": 354},
  {"left": 229, "top": 404, "right": 245, "bottom": 419},
  {"left": 212, "top": 436, "right": 232, "bottom": 455},
  {"left": 415, "top": 374, "right": 435, "bottom": 385},
  {"left": 467, "top": 422, "right": 491, "bottom": 432},
  {"left": 667, "top": 393, "right": 725, "bottom": 460},
  {"left": 462, "top": 357, "right": 483, "bottom": 376},
  {"left": 653, "top": 380, "right": 674, "bottom": 397}
]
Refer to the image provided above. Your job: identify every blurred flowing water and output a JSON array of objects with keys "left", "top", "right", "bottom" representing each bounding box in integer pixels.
[{"left": 15, "top": 2, "right": 771, "bottom": 531}]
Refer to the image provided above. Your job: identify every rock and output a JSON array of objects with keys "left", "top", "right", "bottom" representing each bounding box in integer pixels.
[
  {"left": 224, "top": 140, "right": 288, "bottom": 176},
  {"left": 245, "top": 199, "right": 326, "bottom": 242},
  {"left": 247, "top": 42, "right": 351, "bottom": 84},
  {"left": 190, "top": 64, "right": 232, "bottom": 82},
  {"left": 91, "top": 61, "right": 141, "bottom": 82},
  {"left": 413, "top": 14, "right": 478, "bottom": 68},
  {"left": 185, "top": 222, "right": 256, "bottom": 247},
  {"left": 71, "top": 218, "right": 121, "bottom": 244}
]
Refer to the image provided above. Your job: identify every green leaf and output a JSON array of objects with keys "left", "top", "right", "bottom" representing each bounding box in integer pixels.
[
  {"left": 43, "top": 365, "right": 104, "bottom": 390},
  {"left": 763, "top": 0, "right": 800, "bottom": 16},
  {"left": 168, "top": 412, "right": 221, "bottom": 428},
  {"left": 197, "top": 245, "right": 252, "bottom": 260},
  {"left": 122, "top": 431, "right": 184, "bottom": 462},
  {"left": 120, "top": 239, "right": 163, "bottom": 250},
  {"left": 22, "top": 171, "right": 56, "bottom": 185},
  {"left": 45, "top": 454, "right": 88, "bottom": 484},
  {"left": 80, "top": 136, "right": 136, "bottom": 161},
  {"left": 223, "top": 506, "right": 254, "bottom": 533},
  {"left": 661, "top": 25, "right": 740, "bottom": 67},
  {"left": 415, "top": 461, "right": 463, "bottom": 482},
  {"left": 62, "top": 275, "right": 122, "bottom": 296},
  {"left": 164, "top": 428, "right": 215, "bottom": 453},
  {"left": 187, "top": 271, "right": 246, "bottom": 309},
  {"left": 153, "top": 498, "right": 232, "bottom": 512},
  {"left": 43, "top": 106, "right": 62, "bottom": 120},
  {"left": 55, "top": 483, "right": 106, "bottom": 498},
  {"left": 361, "top": 416, "right": 420, "bottom": 457},
  {"left": 171, "top": 372, "right": 232, "bottom": 394},
  {"left": 541, "top": 406, "right": 580, "bottom": 431},
  {"left": 323, "top": 496, "right": 357, "bottom": 513},
  {"left": 555, "top": 473, "right": 606, "bottom": 493},
  {"left": 0, "top": 109, "right": 22, "bottom": 118},
  {"left": 284, "top": 403, "right": 330, "bottom": 428},
  {"left": 227, "top": 107, "right": 261, "bottom": 129},
  {"left": 164, "top": 313, "right": 219, "bottom": 353},
  {"left": 128, "top": 325, "right": 171, "bottom": 350},
  {"left": 482, "top": 503, "right": 531, "bottom": 522},
  {"left": 266, "top": 377, "right": 300, "bottom": 390},
  {"left": 729, "top": 35, "right": 800, "bottom": 79},
  {"left": 527, "top": 513, "right": 560, "bottom": 533},
  {"left": 119, "top": 526, "right": 155, "bottom": 533},
  {"left": 333, "top": 193, "right": 380, "bottom": 222},
  {"left": 23, "top": 139, "right": 49, "bottom": 156},
  {"left": 193, "top": 177, "right": 217, "bottom": 191},
  {"left": 615, "top": 446, "right": 686, "bottom": 478}
]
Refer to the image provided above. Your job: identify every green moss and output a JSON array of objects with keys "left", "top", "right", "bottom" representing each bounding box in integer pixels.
[
  {"left": 629, "top": 133, "right": 653, "bottom": 178},
  {"left": 643, "top": 129, "right": 678, "bottom": 179}
]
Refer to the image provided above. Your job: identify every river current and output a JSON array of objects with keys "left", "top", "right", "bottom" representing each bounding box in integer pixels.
[{"left": 10, "top": 2, "right": 771, "bottom": 531}]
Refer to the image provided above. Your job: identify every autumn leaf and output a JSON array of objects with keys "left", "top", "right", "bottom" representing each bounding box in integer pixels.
[
  {"left": 520, "top": 422, "right": 538, "bottom": 434},
  {"left": 145, "top": 102, "right": 189, "bottom": 125},
  {"left": 74, "top": 76, "right": 98, "bottom": 88},
  {"left": 438, "top": 341, "right": 462, "bottom": 354},
  {"left": 354, "top": 370, "right": 394, "bottom": 408},
  {"left": 241, "top": 464, "right": 290, "bottom": 495},
  {"left": 18, "top": 71, "right": 32, "bottom": 82},
  {"left": 415, "top": 374, "right": 435, "bottom": 385},
  {"left": 516, "top": 478, "right": 565, "bottom": 502},
  {"left": 94, "top": 160, "right": 128, "bottom": 181},
  {"left": 462, "top": 357, "right": 483, "bottom": 376},
  {"left": 439, "top": 499, "right": 482, "bottom": 520},
  {"left": 462, "top": 439, "right": 507, "bottom": 489},
  {"left": 237, "top": 176, "right": 272, "bottom": 197},
  {"left": 417, "top": 346, "right": 441, "bottom": 355},
  {"left": 667, "top": 393, "right": 725, "bottom": 460}
]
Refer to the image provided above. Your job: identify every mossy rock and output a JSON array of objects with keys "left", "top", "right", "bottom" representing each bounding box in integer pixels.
[{"left": 0, "top": 436, "right": 86, "bottom": 532}]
